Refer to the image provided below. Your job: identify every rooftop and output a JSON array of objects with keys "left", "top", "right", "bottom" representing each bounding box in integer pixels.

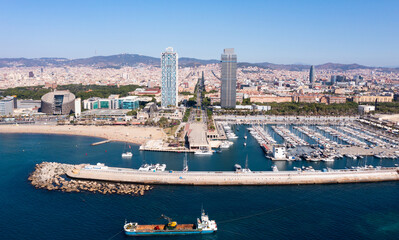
[{"left": 81, "top": 109, "right": 130, "bottom": 116}]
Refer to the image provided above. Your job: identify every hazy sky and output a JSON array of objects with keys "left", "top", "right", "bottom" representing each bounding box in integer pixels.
[{"left": 1, "top": 0, "right": 399, "bottom": 66}]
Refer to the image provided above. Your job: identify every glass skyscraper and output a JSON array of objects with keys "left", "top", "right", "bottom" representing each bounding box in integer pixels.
[
  {"left": 221, "top": 48, "right": 237, "bottom": 108},
  {"left": 309, "top": 65, "right": 315, "bottom": 84},
  {"left": 161, "top": 47, "right": 178, "bottom": 108}
]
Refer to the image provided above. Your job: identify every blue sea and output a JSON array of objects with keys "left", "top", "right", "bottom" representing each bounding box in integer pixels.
[{"left": 1, "top": 125, "right": 399, "bottom": 240}]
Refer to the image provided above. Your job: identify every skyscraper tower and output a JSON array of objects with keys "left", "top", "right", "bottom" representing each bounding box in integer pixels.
[
  {"left": 309, "top": 65, "right": 315, "bottom": 84},
  {"left": 220, "top": 48, "right": 237, "bottom": 108},
  {"left": 161, "top": 47, "right": 178, "bottom": 108}
]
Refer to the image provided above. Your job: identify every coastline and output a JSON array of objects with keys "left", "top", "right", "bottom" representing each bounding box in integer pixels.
[{"left": 0, "top": 124, "right": 166, "bottom": 145}]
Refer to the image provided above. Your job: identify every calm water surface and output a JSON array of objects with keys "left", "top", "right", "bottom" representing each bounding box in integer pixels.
[{"left": 1, "top": 125, "right": 399, "bottom": 240}]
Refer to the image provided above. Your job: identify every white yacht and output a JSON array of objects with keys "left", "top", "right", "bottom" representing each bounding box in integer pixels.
[
  {"left": 122, "top": 142, "right": 133, "bottom": 158},
  {"left": 139, "top": 163, "right": 166, "bottom": 172},
  {"left": 138, "top": 164, "right": 150, "bottom": 171},
  {"left": 195, "top": 150, "right": 213, "bottom": 155},
  {"left": 122, "top": 152, "right": 133, "bottom": 158},
  {"left": 220, "top": 141, "right": 233, "bottom": 149}
]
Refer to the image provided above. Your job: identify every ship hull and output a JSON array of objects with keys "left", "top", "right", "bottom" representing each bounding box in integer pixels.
[{"left": 125, "top": 230, "right": 215, "bottom": 236}]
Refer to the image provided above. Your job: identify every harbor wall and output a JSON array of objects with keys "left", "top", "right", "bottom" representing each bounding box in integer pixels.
[{"left": 67, "top": 166, "right": 399, "bottom": 186}]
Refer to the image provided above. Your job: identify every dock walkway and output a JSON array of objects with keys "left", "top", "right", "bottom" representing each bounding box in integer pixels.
[{"left": 67, "top": 165, "right": 399, "bottom": 186}]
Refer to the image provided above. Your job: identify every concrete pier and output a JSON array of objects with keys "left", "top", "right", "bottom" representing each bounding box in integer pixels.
[
  {"left": 91, "top": 140, "right": 112, "bottom": 146},
  {"left": 67, "top": 165, "right": 399, "bottom": 186}
]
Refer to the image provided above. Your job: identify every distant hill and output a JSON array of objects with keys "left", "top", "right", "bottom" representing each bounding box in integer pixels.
[
  {"left": 239, "top": 62, "right": 310, "bottom": 71},
  {"left": 0, "top": 54, "right": 397, "bottom": 72},
  {"left": 69, "top": 54, "right": 159, "bottom": 68}
]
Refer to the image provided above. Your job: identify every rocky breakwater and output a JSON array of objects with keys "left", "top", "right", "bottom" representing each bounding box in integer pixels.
[{"left": 28, "top": 162, "right": 152, "bottom": 196}]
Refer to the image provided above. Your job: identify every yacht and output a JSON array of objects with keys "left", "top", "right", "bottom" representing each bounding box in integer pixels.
[
  {"left": 122, "top": 142, "right": 133, "bottom": 158},
  {"left": 195, "top": 150, "right": 213, "bottom": 155},
  {"left": 139, "top": 163, "right": 166, "bottom": 172},
  {"left": 220, "top": 141, "right": 233, "bottom": 149},
  {"left": 138, "top": 164, "right": 150, "bottom": 171},
  {"left": 122, "top": 151, "right": 133, "bottom": 158},
  {"left": 234, "top": 164, "right": 242, "bottom": 171}
]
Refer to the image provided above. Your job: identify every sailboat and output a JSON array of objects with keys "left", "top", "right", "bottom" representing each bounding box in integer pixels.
[
  {"left": 122, "top": 142, "right": 133, "bottom": 158},
  {"left": 183, "top": 152, "right": 189, "bottom": 172},
  {"left": 243, "top": 155, "right": 251, "bottom": 173}
]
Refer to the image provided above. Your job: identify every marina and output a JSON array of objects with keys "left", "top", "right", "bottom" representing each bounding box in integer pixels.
[
  {"left": 237, "top": 122, "right": 399, "bottom": 162},
  {"left": 271, "top": 125, "right": 308, "bottom": 147}
]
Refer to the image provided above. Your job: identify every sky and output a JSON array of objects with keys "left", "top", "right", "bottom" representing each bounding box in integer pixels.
[{"left": 1, "top": 0, "right": 399, "bottom": 67}]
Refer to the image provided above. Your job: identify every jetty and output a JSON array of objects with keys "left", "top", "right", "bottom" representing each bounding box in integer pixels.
[
  {"left": 29, "top": 162, "right": 152, "bottom": 195},
  {"left": 67, "top": 164, "right": 399, "bottom": 186},
  {"left": 91, "top": 139, "right": 112, "bottom": 146}
]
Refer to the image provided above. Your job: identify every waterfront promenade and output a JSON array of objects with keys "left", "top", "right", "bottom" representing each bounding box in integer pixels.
[{"left": 67, "top": 165, "right": 399, "bottom": 185}]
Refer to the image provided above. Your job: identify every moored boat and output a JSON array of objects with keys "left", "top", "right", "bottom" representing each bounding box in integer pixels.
[
  {"left": 195, "top": 150, "right": 213, "bottom": 155},
  {"left": 124, "top": 209, "right": 217, "bottom": 236}
]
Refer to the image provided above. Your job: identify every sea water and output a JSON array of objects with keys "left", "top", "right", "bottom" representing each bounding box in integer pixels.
[{"left": 1, "top": 125, "right": 399, "bottom": 240}]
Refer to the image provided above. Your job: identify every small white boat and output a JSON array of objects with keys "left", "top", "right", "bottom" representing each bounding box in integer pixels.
[
  {"left": 243, "top": 142, "right": 247, "bottom": 146},
  {"left": 234, "top": 164, "right": 242, "bottom": 171},
  {"left": 139, "top": 163, "right": 166, "bottom": 172},
  {"left": 323, "top": 158, "right": 335, "bottom": 162},
  {"left": 122, "top": 152, "right": 133, "bottom": 158},
  {"left": 155, "top": 163, "right": 166, "bottom": 171},
  {"left": 122, "top": 142, "right": 133, "bottom": 158},
  {"left": 195, "top": 150, "right": 213, "bottom": 155},
  {"left": 271, "top": 165, "right": 279, "bottom": 172},
  {"left": 138, "top": 164, "right": 150, "bottom": 171},
  {"left": 220, "top": 141, "right": 233, "bottom": 149}
]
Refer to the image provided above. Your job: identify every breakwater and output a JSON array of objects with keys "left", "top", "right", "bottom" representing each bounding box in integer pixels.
[
  {"left": 28, "top": 162, "right": 152, "bottom": 195},
  {"left": 67, "top": 164, "right": 399, "bottom": 186}
]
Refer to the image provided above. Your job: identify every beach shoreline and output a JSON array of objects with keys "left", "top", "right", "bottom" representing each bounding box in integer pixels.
[{"left": 0, "top": 124, "right": 166, "bottom": 145}]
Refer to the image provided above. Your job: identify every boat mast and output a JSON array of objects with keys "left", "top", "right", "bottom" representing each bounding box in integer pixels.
[{"left": 183, "top": 152, "right": 188, "bottom": 172}]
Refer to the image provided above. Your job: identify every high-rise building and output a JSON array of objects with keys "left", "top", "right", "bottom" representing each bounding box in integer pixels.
[
  {"left": 74, "top": 98, "right": 81, "bottom": 118},
  {"left": 220, "top": 48, "right": 237, "bottom": 108},
  {"left": 0, "top": 96, "right": 14, "bottom": 116},
  {"left": 161, "top": 47, "right": 178, "bottom": 108},
  {"left": 309, "top": 65, "right": 315, "bottom": 84}
]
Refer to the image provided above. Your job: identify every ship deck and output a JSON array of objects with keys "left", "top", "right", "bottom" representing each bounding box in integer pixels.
[{"left": 135, "top": 224, "right": 196, "bottom": 232}]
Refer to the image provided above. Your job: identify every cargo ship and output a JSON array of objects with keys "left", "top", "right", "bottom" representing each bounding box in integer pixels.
[{"left": 124, "top": 209, "right": 217, "bottom": 236}]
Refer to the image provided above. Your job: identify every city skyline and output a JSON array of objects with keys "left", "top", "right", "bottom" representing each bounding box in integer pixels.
[{"left": 1, "top": 0, "right": 399, "bottom": 67}]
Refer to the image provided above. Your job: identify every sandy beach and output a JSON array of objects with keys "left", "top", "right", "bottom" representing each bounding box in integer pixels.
[{"left": 0, "top": 124, "right": 166, "bottom": 145}]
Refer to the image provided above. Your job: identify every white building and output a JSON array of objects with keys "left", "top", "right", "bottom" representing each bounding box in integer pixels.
[
  {"left": 0, "top": 96, "right": 15, "bottom": 116},
  {"left": 273, "top": 145, "right": 287, "bottom": 160},
  {"left": 358, "top": 105, "right": 375, "bottom": 114},
  {"left": 74, "top": 98, "right": 81, "bottom": 118},
  {"left": 161, "top": 47, "right": 178, "bottom": 108}
]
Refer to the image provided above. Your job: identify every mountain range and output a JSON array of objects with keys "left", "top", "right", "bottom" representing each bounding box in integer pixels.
[{"left": 0, "top": 54, "right": 397, "bottom": 72}]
